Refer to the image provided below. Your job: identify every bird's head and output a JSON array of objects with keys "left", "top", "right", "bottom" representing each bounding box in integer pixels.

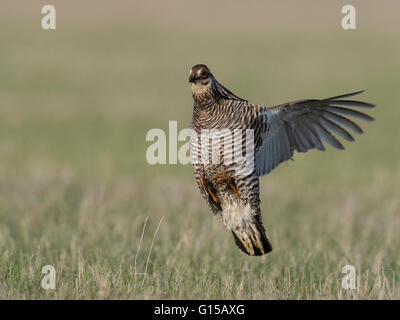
[
  {"left": 188, "top": 64, "right": 214, "bottom": 96},
  {"left": 188, "top": 64, "right": 245, "bottom": 102}
]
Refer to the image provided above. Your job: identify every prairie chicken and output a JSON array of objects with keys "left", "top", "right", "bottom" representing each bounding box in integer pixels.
[{"left": 189, "top": 64, "right": 375, "bottom": 256}]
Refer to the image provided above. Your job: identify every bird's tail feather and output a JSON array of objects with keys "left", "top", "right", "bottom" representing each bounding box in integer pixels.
[{"left": 231, "top": 219, "right": 272, "bottom": 256}]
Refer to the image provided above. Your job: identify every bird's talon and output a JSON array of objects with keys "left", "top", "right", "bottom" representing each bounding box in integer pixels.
[
  {"left": 207, "top": 186, "right": 220, "bottom": 204},
  {"left": 229, "top": 183, "right": 240, "bottom": 199},
  {"left": 199, "top": 175, "right": 204, "bottom": 188},
  {"left": 210, "top": 173, "right": 240, "bottom": 199},
  {"left": 201, "top": 175, "right": 220, "bottom": 204}
]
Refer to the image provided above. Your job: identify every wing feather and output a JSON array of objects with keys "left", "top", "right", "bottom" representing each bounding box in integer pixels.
[
  {"left": 320, "top": 117, "right": 354, "bottom": 142},
  {"left": 324, "top": 111, "right": 364, "bottom": 134},
  {"left": 255, "top": 90, "right": 375, "bottom": 177}
]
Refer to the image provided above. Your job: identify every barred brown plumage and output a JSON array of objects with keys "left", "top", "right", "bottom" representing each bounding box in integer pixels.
[{"left": 189, "top": 64, "right": 375, "bottom": 256}]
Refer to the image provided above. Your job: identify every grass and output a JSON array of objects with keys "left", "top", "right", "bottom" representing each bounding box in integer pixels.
[{"left": 0, "top": 1, "right": 399, "bottom": 299}]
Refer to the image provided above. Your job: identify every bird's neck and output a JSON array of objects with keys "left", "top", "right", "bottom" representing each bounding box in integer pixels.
[{"left": 192, "top": 86, "right": 219, "bottom": 108}]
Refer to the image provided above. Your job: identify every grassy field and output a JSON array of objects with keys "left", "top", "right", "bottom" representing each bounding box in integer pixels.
[{"left": 0, "top": 1, "right": 399, "bottom": 299}]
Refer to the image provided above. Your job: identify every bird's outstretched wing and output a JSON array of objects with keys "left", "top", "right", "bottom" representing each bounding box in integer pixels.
[{"left": 255, "top": 90, "right": 375, "bottom": 177}]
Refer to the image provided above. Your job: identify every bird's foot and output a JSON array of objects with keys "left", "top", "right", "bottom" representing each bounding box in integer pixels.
[
  {"left": 200, "top": 175, "right": 220, "bottom": 204},
  {"left": 210, "top": 173, "right": 240, "bottom": 199}
]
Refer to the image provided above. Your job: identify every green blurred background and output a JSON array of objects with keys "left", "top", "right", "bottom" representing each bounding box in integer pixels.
[{"left": 0, "top": 1, "right": 399, "bottom": 299}]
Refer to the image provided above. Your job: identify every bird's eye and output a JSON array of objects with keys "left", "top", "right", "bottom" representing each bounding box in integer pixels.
[{"left": 201, "top": 72, "right": 208, "bottom": 78}]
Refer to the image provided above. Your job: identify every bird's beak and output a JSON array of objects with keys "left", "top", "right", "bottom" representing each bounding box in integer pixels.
[{"left": 188, "top": 74, "right": 196, "bottom": 83}]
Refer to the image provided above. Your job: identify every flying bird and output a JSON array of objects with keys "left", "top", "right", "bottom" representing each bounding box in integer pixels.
[{"left": 189, "top": 64, "right": 375, "bottom": 256}]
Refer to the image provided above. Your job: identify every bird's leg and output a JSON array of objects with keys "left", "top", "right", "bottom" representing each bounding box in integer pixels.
[
  {"left": 200, "top": 175, "right": 220, "bottom": 204},
  {"left": 210, "top": 173, "right": 240, "bottom": 199}
]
